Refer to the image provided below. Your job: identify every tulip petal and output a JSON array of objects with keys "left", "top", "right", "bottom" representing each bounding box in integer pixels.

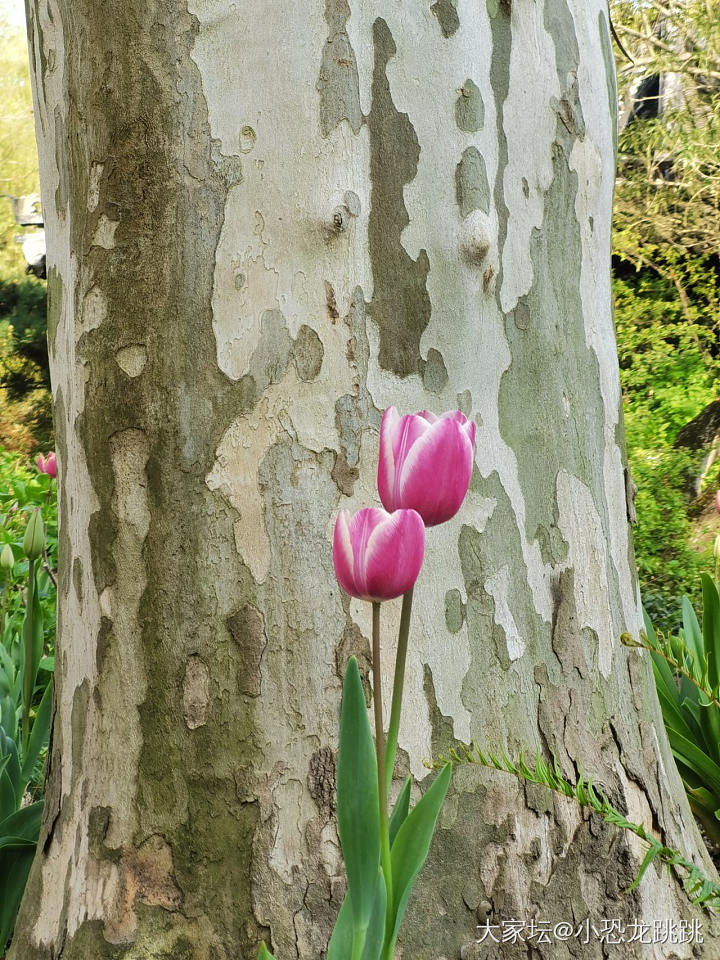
[
  {"left": 378, "top": 407, "right": 400, "bottom": 514},
  {"left": 363, "top": 509, "right": 425, "bottom": 601},
  {"left": 398, "top": 419, "right": 474, "bottom": 526},
  {"left": 333, "top": 510, "right": 357, "bottom": 598}
]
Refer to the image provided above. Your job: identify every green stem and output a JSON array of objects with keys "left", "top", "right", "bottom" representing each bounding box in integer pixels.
[
  {"left": 372, "top": 602, "right": 393, "bottom": 950},
  {"left": 384, "top": 587, "right": 413, "bottom": 791},
  {"left": 22, "top": 558, "right": 35, "bottom": 756},
  {"left": 0, "top": 569, "right": 8, "bottom": 641}
]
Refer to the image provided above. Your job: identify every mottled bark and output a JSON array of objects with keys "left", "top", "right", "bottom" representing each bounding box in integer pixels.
[{"left": 13, "top": 0, "right": 717, "bottom": 958}]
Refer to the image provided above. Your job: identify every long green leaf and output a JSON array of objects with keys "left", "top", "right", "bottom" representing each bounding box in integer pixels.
[
  {"left": 387, "top": 763, "right": 452, "bottom": 951},
  {"left": 0, "top": 845, "right": 35, "bottom": 950},
  {"left": 327, "top": 894, "right": 353, "bottom": 960},
  {"left": 701, "top": 575, "right": 720, "bottom": 690},
  {"left": 389, "top": 777, "right": 411, "bottom": 848},
  {"left": 666, "top": 727, "right": 720, "bottom": 792},
  {"left": 0, "top": 729, "right": 20, "bottom": 809},
  {"left": 681, "top": 595, "right": 704, "bottom": 666},
  {"left": 0, "top": 799, "right": 43, "bottom": 846},
  {"left": 0, "top": 801, "right": 42, "bottom": 950},
  {"left": 361, "top": 870, "right": 387, "bottom": 960},
  {"left": 337, "top": 657, "right": 381, "bottom": 941},
  {"left": 21, "top": 677, "right": 52, "bottom": 785},
  {"left": 257, "top": 943, "right": 275, "bottom": 960}
]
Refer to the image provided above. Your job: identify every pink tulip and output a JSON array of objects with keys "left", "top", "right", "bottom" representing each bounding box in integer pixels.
[
  {"left": 333, "top": 507, "right": 425, "bottom": 602},
  {"left": 378, "top": 407, "right": 476, "bottom": 527},
  {"left": 715, "top": 490, "right": 720, "bottom": 514},
  {"left": 36, "top": 452, "right": 57, "bottom": 479}
]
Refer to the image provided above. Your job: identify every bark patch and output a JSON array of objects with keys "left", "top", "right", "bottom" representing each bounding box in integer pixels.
[
  {"left": 183, "top": 655, "right": 210, "bottom": 729},
  {"left": 226, "top": 603, "right": 267, "bottom": 697},
  {"left": 293, "top": 324, "right": 324, "bottom": 381},
  {"left": 455, "top": 79, "right": 484, "bottom": 132},
  {"left": 308, "top": 746, "right": 336, "bottom": 816},
  {"left": 431, "top": 0, "right": 459, "bottom": 38},
  {"left": 368, "top": 18, "right": 431, "bottom": 377},
  {"left": 317, "top": 0, "right": 362, "bottom": 137},
  {"left": 456, "top": 147, "right": 490, "bottom": 217},
  {"left": 104, "top": 835, "right": 183, "bottom": 944}
]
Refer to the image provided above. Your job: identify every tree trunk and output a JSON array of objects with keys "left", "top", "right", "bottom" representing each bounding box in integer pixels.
[{"left": 14, "top": 0, "right": 716, "bottom": 957}]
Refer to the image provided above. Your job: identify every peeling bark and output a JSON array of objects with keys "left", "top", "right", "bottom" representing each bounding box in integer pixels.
[{"left": 14, "top": 0, "right": 718, "bottom": 958}]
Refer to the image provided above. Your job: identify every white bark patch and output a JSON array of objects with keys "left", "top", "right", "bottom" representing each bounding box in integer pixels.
[
  {"left": 484, "top": 565, "right": 524, "bottom": 660},
  {"left": 183, "top": 655, "right": 210, "bottom": 729},
  {"left": 499, "top": 2, "right": 559, "bottom": 313},
  {"left": 81, "top": 286, "right": 108, "bottom": 333},
  {"left": 91, "top": 214, "right": 119, "bottom": 249},
  {"left": 115, "top": 344, "right": 147, "bottom": 378},
  {"left": 567, "top": 0, "right": 641, "bottom": 636},
  {"left": 188, "top": 0, "right": 372, "bottom": 382},
  {"left": 555, "top": 470, "right": 613, "bottom": 677},
  {"left": 206, "top": 352, "right": 354, "bottom": 583},
  {"left": 87, "top": 161, "right": 105, "bottom": 212}
]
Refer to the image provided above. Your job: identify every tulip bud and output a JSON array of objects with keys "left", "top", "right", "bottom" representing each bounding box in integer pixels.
[
  {"left": 23, "top": 508, "right": 45, "bottom": 560},
  {"left": 714, "top": 533, "right": 720, "bottom": 562},
  {"left": 378, "top": 407, "right": 476, "bottom": 527},
  {"left": 0, "top": 543, "right": 13, "bottom": 570},
  {"left": 716, "top": 490, "right": 720, "bottom": 515},
  {"left": 333, "top": 507, "right": 425, "bottom": 602}
]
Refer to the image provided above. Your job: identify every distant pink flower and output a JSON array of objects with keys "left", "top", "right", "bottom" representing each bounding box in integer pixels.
[
  {"left": 715, "top": 490, "right": 720, "bottom": 514},
  {"left": 36, "top": 451, "right": 57, "bottom": 479},
  {"left": 378, "top": 407, "right": 476, "bottom": 527},
  {"left": 333, "top": 507, "right": 425, "bottom": 602}
]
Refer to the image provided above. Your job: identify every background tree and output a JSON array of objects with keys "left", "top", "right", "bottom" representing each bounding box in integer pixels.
[
  {"left": 611, "top": 0, "right": 720, "bottom": 627},
  {"left": 10, "top": 1, "right": 717, "bottom": 958},
  {"left": 0, "top": 11, "right": 49, "bottom": 452}
]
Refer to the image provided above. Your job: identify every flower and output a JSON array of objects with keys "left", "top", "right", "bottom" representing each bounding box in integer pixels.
[
  {"left": 23, "top": 507, "right": 45, "bottom": 561},
  {"left": 333, "top": 507, "right": 425, "bottom": 602},
  {"left": 0, "top": 544, "right": 13, "bottom": 570},
  {"left": 378, "top": 407, "right": 476, "bottom": 526},
  {"left": 715, "top": 490, "right": 720, "bottom": 514},
  {"left": 36, "top": 451, "right": 57, "bottom": 479}
]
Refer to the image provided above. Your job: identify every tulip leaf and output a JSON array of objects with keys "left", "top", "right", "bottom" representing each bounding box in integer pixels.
[
  {"left": 0, "top": 800, "right": 42, "bottom": 949},
  {"left": 389, "top": 776, "right": 411, "bottom": 848},
  {"left": 21, "top": 677, "right": 52, "bottom": 785},
  {"left": 257, "top": 944, "right": 275, "bottom": 960},
  {"left": 701, "top": 575, "right": 720, "bottom": 690},
  {"left": 387, "top": 763, "right": 452, "bottom": 952},
  {"left": 362, "top": 870, "right": 387, "bottom": 960},
  {"left": 337, "top": 657, "right": 381, "bottom": 943},
  {"left": 327, "top": 894, "right": 353, "bottom": 960},
  {"left": 328, "top": 869, "right": 388, "bottom": 960}
]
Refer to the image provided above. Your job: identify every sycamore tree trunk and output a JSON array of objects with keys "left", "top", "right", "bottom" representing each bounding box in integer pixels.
[{"left": 13, "top": 0, "right": 717, "bottom": 958}]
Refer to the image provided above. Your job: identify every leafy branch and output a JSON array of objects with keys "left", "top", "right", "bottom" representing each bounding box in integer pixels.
[
  {"left": 621, "top": 630, "right": 720, "bottom": 710},
  {"left": 425, "top": 743, "right": 720, "bottom": 912}
]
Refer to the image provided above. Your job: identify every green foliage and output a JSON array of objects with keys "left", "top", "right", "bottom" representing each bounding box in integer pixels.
[
  {"left": 624, "top": 579, "right": 720, "bottom": 847},
  {"left": 611, "top": 1, "right": 720, "bottom": 622},
  {"left": 0, "top": 274, "right": 51, "bottom": 453},
  {"left": 0, "top": 446, "right": 56, "bottom": 953},
  {"left": 427, "top": 742, "right": 720, "bottom": 912},
  {"left": 336, "top": 657, "right": 381, "bottom": 953},
  {"left": 327, "top": 659, "right": 450, "bottom": 960}
]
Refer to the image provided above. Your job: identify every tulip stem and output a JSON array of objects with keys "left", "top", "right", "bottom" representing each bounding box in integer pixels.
[
  {"left": 372, "top": 601, "right": 393, "bottom": 946},
  {"left": 22, "top": 558, "right": 35, "bottom": 756},
  {"left": 384, "top": 587, "right": 414, "bottom": 792},
  {"left": 0, "top": 569, "right": 8, "bottom": 642}
]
